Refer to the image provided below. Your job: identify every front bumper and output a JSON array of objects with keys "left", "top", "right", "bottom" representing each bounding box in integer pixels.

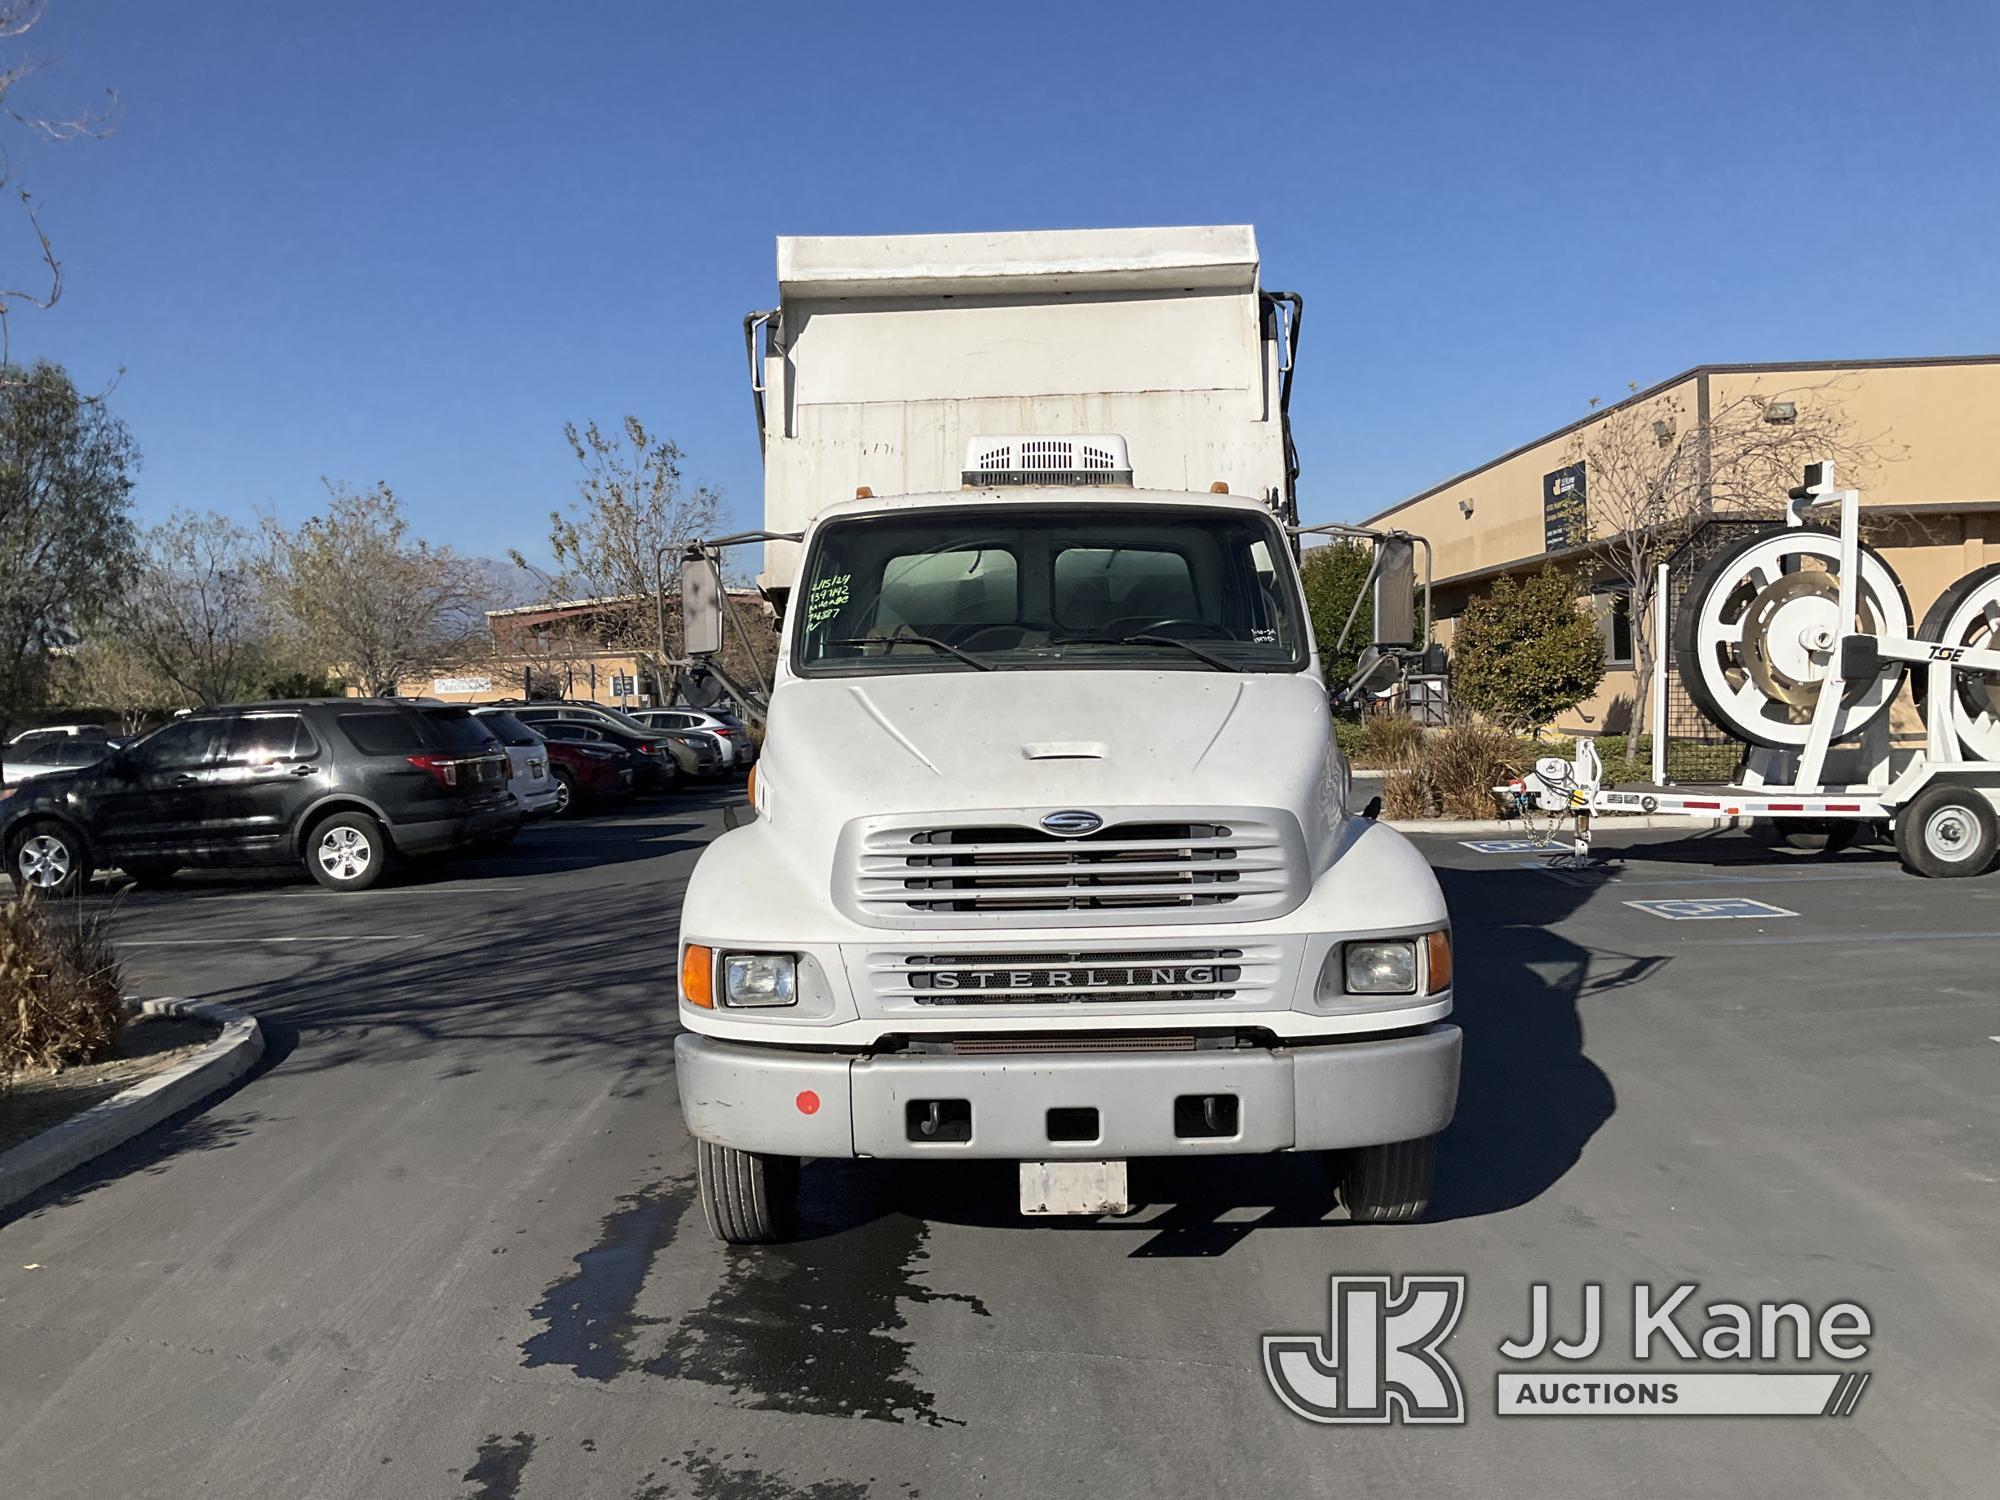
[{"left": 674, "top": 1024, "right": 1460, "bottom": 1160}]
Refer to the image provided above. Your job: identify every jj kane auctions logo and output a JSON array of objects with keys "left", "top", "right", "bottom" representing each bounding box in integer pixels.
[{"left": 1264, "top": 1276, "right": 1873, "bottom": 1422}]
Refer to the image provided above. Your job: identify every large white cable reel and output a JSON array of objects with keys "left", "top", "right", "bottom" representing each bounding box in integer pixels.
[
  {"left": 1912, "top": 562, "right": 2000, "bottom": 762},
  {"left": 1676, "top": 529, "right": 1912, "bottom": 750}
]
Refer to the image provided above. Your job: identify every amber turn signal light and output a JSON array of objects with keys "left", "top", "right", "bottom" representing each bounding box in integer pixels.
[
  {"left": 1425, "top": 928, "right": 1453, "bottom": 994},
  {"left": 681, "top": 943, "right": 715, "bottom": 1007}
]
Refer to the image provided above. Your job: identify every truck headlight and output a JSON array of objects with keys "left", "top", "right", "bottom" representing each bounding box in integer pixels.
[
  {"left": 722, "top": 952, "right": 797, "bottom": 1007},
  {"left": 1342, "top": 940, "right": 1418, "bottom": 995}
]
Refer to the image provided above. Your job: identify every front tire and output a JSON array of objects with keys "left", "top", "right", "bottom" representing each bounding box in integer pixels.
[
  {"left": 1337, "top": 1136, "right": 1436, "bottom": 1223},
  {"left": 1894, "top": 785, "right": 1998, "bottom": 878},
  {"left": 306, "top": 811, "right": 391, "bottom": 891},
  {"left": 696, "top": 1139, "right": 800, "bottom": 1244},
  {"left": 8, "top": 820, "right": 90, "bottom": 899}
]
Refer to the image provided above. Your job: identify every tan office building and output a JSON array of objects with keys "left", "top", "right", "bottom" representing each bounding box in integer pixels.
[{"left": 1362, "top": 355, "right": 2000, "bottom": 736}]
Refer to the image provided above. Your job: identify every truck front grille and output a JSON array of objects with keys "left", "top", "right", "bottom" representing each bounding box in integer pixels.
[{"left": 846, "top": 813, "right": 1301, "bottom": 926}]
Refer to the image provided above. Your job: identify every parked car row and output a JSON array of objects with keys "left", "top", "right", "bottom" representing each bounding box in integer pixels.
[
  {"left": 0, "top": 735, "right": 116, "bottom": 784},
  {"left": 1, "top": 696, "right": 755, "bottom": 897}
]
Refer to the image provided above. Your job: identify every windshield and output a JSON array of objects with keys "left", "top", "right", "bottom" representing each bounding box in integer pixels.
[
  {"left": 476, "top": 712, "right": 541, "bottom": 746},
  {"left": 794, "top": 504, "right": 1306, "bottom": 676},
  {"left": 589, "top": 706, "right": 652, "bottom": 733},
  {"left": 422, "top": 709, "right": 501, "bottom": 752}
]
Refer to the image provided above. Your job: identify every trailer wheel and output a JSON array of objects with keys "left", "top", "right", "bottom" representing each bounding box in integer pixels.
[
  {"left": 1336, "top": 1136, "right": 1436, "bottom": 1223},
  {"left": 1894, "top": 785, "right": 1998, "bottom": 878},
  {"left": 696, "top": 1139, "right": 800, "bottom": 1243}
]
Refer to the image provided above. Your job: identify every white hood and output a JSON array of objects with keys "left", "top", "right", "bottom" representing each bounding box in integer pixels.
[{"left": 759, "top": 668, "right": 1348, "bottom": 886}]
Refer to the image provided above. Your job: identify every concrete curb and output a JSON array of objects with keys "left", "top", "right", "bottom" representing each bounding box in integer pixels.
[
  {"left": 1385, "top": 814, "right": 1750, "bottom": 835},
  {"left": 0, "top": 998, "right": 263, "bottom": 1213}
]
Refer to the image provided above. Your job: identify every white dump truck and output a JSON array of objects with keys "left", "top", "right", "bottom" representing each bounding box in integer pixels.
[{"left": 674, "top": 227, "right": 1459, "bottom": 1242}]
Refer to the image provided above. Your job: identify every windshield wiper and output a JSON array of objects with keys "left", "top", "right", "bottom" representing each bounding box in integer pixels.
[
  {"left": 828, "top": 635, "right": 995, "bottom": 671},
  {"left": 1052, "top": 633, "right": 1236, "bottom": 671}
]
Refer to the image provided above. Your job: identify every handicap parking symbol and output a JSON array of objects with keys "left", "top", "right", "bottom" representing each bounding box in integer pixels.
[
  {"left": 1460, "top": 839, "right": 1539, "bottom": 854},
  {"left": 1624, "top": 897, "right": 1798, "bottom": 921}
]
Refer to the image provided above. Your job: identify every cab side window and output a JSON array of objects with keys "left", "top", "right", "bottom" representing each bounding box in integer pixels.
[
  {"left": 132, "top": 719, "right": 223, "bottom": 771},
  {"left": 224, "top": 714, "right": 318, "bottom": 767}
]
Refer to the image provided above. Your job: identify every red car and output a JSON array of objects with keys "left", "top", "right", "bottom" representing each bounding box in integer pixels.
[{"left": 540, "top": 738, "right": 633, "bottom": 816}]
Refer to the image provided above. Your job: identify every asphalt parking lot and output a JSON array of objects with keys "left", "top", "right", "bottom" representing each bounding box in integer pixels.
[{"left": 1, "top": 803, "right": 1996, "bottom": 1498}]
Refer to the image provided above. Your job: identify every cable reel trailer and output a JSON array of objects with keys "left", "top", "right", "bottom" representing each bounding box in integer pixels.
[{"left": 1580, "top": 460, "right": 2000, "bottom": 876}]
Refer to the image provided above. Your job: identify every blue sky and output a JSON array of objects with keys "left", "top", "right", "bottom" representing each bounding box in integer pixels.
[{"left": 9, "top": 0, "right": 1998, "bottom": 567}]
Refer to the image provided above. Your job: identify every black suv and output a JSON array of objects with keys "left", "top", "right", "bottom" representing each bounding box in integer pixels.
[{"left": 1, "top": 699, "right": 517, "bottom": 896}]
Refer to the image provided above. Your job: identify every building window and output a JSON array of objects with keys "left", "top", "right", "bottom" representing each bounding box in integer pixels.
[{"left": 1594, "top": 587, "right": 1634, "bottom": 666}]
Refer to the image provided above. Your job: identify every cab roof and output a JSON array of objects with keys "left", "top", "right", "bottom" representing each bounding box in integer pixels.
[{"left": 806, "top": 486, "right": 1284, "bottom": 526}]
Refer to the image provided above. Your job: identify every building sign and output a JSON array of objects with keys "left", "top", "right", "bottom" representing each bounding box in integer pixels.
[
  {"left": 1543, "top": 462, "right": 1587, "bottom": 552},
  {"left": 433, "top": 675, "right": 492, "bottom": 695}
]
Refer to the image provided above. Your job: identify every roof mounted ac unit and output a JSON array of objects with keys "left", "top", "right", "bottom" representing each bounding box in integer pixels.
[{"left": 962, "top": 434, "right": 1133, "bottom": 488}]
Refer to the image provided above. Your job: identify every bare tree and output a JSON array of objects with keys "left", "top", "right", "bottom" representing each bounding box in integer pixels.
[
  {"left": 513, "top": 416, "right": 722, "bottom": 699},
  {"left": 262, "top": 482, "right": 493, "bottom": 699},
  {"left": 120, "top": 510, "right": 272, "bottom": 705},
  {"left": 1, "top": 1, "right": 121, "bottom": 366},
  {"left": 62, "top": 633, "right": 173, "bottom": 732},
  {"left": 1557, "top": 376, "right": 1899, "bottom": 762}
]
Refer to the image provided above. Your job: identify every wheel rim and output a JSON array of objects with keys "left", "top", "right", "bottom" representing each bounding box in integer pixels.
[
  {"left": 1923, "top": 807, "right": 1978, "bottom": 862},
  {"left": 316, "top": 825, "right": 373, "bottom": 880},
  {"left": 554, "top": 779, "right": 571, "bottom": 812},
  {"left": 17, "top": 834, "right": 72, "bottom": 888},
  {"left": 1681, "top": 532, "right": 1910, "bottom": 749}
]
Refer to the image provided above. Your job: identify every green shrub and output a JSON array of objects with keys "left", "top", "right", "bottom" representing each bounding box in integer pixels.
[
  {"left": 0, "top": 897, "right": 126, "bottom": 1075},
  {"left": 1450, "top": 567, "right": 1606, "bottom": 733},
  {"left": 1300, "top": 542, "right": 1376, "bottom": 688}
]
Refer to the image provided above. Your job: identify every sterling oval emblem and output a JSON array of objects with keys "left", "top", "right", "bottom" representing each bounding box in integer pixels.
[{"left": 1041, "top": 809, "right": 1104, "bottom": 837}]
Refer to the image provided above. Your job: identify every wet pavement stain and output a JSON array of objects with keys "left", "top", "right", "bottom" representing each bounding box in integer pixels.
[
  {"left": 460, "top": 1432, "right": 537, "bottom": 1499},
  {"left": 520, "top": 1176, "right": 696, "bottom": 1381},
  {"left": 643, "top": 1165, "right": 989, "bottom": 1426},
  {"left": 520, "top": 1164, "right": 987, "bottom": 1426}
]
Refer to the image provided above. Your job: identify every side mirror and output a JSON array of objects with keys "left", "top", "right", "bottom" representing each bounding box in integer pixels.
[
  {"left": 682, "top": 549, "right": 724, "bottom": 657},
  {"left": 1372, "top": 537, "right": 1416, "bottom": 649}
]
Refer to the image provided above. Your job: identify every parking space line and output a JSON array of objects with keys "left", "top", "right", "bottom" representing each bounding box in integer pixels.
[
  {"left": 1512, "top": 860, "right": 1908, "bottom": 889},
  {"left": 1707, "top": 930, "right": 2000, "bottom": 947}
]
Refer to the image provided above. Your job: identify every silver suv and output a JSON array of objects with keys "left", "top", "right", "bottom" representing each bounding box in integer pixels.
[{"left": 630, "top": 708, "right": 756, "bottom": 770}]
